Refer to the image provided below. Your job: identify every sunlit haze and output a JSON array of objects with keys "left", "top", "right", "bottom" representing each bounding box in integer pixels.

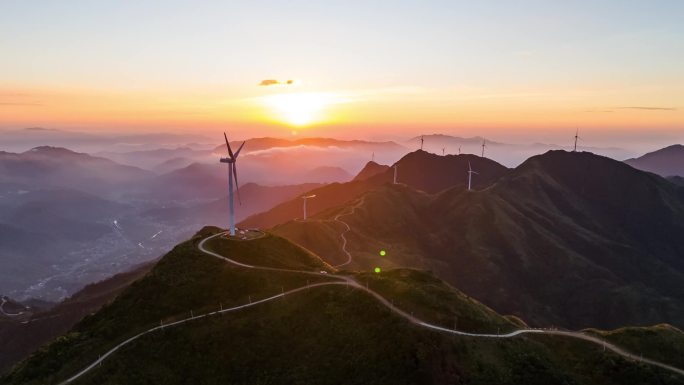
[{"left": 1, "top": 0, "right": 683, "bottom": 148}]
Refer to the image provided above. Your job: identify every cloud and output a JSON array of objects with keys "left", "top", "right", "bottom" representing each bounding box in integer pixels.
[
  {"left": 616, "top": 106, "right": 677, "bottom": 111},
  {"left": 243, "top": 144, "right": 355, "bottom": 158},
  {"left": 258, "top": 79, "right": 296, "bottom": 86},
  {"left": 0, "top": 101, "right": 43, "bottom": 107}
]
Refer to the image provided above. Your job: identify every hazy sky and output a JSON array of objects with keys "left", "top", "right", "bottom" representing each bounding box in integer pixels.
[{"left": 1, "top": 0, "right": 683, "bottom": 146}]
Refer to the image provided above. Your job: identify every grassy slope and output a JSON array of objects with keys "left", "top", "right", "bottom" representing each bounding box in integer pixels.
[
  {"left": 359, "top": 269, "right": 520, "bottom": 334},
  {"left": 585, "top": 324, "right": 684, "bottom": 369},
  {"left": 62, "top": 288, "right": 684, "bottom": 385},
  {"left": 203, "top": 232, "right": 334, "bottom": 272},
  {"left": 272, "top": 219, "right": 349, "bottom": 266},
  {"left": 3, "top": 228, "right": 683, "bottom": 385},
  {"left": 272, "top": 185, "right": 433, "bottom": 273}
]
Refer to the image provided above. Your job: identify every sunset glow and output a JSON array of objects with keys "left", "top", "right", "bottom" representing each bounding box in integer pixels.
[{"left": 260, "top": 92, "right": 341, "bottom": 127}]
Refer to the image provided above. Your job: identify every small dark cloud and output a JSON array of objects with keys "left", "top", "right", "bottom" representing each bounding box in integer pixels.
[
  {"left": 616, "top": 106, "right": 677, "bottom": 111},
  {"left": 258, "top": 79, "right": 295, "bottom": 86}
]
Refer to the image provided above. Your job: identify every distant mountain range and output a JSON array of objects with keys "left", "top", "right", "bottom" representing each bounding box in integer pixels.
[
  {"left": 0, "top": 128, "right": 213, "bottom": 153},
  {"left": 0, "top": 146, "right": 330, "bottom": 301},
  {"left": 0, "top": 146, "right": 152, "bottom": 197},
  {"left": 407, "top": 133, "right": 640, "bottom": 166},
  {"left": 625, "top": 144, "right": 684, "bottom": 177}
]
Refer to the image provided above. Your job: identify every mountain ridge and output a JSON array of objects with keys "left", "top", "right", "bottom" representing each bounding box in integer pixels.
[{"left": 273, "top": 150, "right": 684, "bottom": 329}]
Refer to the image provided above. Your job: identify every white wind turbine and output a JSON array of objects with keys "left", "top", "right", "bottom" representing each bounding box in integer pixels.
[
  {"left": 301, "top": 194, "right": 317, "bottom": 220},
  {"left": 467, "top": 161, "right": 478, "bottom": 191},
  {"left": 393, "top": 164, "right": 398, "bottom": 184},
  {"left": 219, "top": 132, "right": 245, "bottom": 236}
]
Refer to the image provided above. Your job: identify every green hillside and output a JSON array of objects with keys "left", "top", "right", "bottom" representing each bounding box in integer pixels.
[
  {"left": 274, "top": 151, "right": 684, "bottom": 330},
  {"left": 3, "top": 227, "right": 683, "bottom": 384},
  {"left": 586, "top": 324, "right": 684, "bottom": 369}
]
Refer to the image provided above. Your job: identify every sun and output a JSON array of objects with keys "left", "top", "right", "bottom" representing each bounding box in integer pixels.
[{"left": 261, "top": 92, "right": 337, "bottom": 126}]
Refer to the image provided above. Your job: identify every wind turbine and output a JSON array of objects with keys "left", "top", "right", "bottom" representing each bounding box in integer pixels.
[
  {"left": 442, "top": 147, "right": 446, "bottom": 156},
  {"left": 481, "top": 138, "right": 487, "bottom": 157},
  {"left": 458, "top": 146, "right": 461, "bottom": 155},
  {"left": 372, "top": 152, "right": 375, "bottom": 162},
  {"left": 573, "top": 129, "right": 581, "bottom": 152},
  {"left": 219, "top": 133, "right": 245, "bottom": 236},
  {"left": 467, "top": 161, "right": 478, "bottom": 191},
  {"left": 420, "top": 135, "right": 424, "bottom": 150},
  {"left": 301, "top": 194, "right": 316, "bottom": 220},
  {"left": 393, "top": 165, "right": 398, "bottom": 184}
]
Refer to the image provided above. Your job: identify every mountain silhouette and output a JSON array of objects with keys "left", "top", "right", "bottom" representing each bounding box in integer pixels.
[
  {"left": 353, "top": 161, "right": 390, "bottom": 181},
  {"left": 625, "top": 144, "right": 684, "bottom": 177}
]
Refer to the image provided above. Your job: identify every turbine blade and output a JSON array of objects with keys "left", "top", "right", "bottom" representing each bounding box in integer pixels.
[
  {"left": 232, "top": 164, "right": 241, "bottom": 205},
  {"left": 224, "top": 132, "right": 235, "bottom": 159},
  {"left": 468, "top": 161, "right": 472, "bottom": 171},
  {"left": 234, "top": 141, "right": 246, "bottom": 158}
]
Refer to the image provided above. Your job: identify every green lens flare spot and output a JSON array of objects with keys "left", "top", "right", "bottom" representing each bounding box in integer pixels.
[
  {"left": 374, "top": 267, "right": 381, "bottom": 273},
  {"left": 379, "top": 250, "right": 386, "bottom": 256}
]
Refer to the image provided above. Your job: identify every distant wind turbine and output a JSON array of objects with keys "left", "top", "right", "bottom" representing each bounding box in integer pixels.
[
  {"left": 442, "top": 147, "right": 445, "bottom": 156},
  {"left": 393, "top": 165, "right": 398, "bottom": 184},
  {"left": 420, "top": 135, "right": 424, "bottom": 150},
  {"left": 372, "top": 152, "right": 375, "bottom": 162},
  {"left": 481, "top": 138, "right": 487, "bottom": 158},
  {"left": 301, "top": 194, "right": 316, "bottom": 220},
  {"left": 574, "top": 129, "right": 581, "bottom": 152},
  {"left": 458, "top": 146, "right": 461, "bottom": 155},
  {"left": 467, "top": 161, "right": 478, "bottom": 191},
  {"left": 219, "top": 132, "right": 245, "bottom": 236}
]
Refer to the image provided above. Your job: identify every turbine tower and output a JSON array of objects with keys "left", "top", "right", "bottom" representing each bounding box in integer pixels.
[
  {"left": 372, "top": 152, "right": 375, "bottom": 162},
  {"left": 458, "top": 146, "right": 461, "bottom": 155},
  {"left": 574, "top": 129, "right": 580, "bottom": 152},
  {"left": 420, "top": 135, "right": 424, "bottom": 150},
  {"left": 393, "top": 165, "right": 398, "bottom": 184},
  {"left": 467, "top": 161, "right": 479, "bottom": 191},
  {"left": 301, "top": 194, "right": 317, "bottom": 220},
  {"left": 442, "top": 147, "right": 445, "bottom": 156},
  {"left": 219, "top": 132, "right": 245, "bottom": 236},
  {"left": 481, "top": 138, "right": 487, "bottom": 157}
]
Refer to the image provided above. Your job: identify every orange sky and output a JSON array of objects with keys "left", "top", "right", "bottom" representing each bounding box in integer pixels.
[
  {"left": 1, "top": 1, "right": 683, "bottom": 143},
  {"left": 2, "top": 83, "right": 681, "bottom": 141}
]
